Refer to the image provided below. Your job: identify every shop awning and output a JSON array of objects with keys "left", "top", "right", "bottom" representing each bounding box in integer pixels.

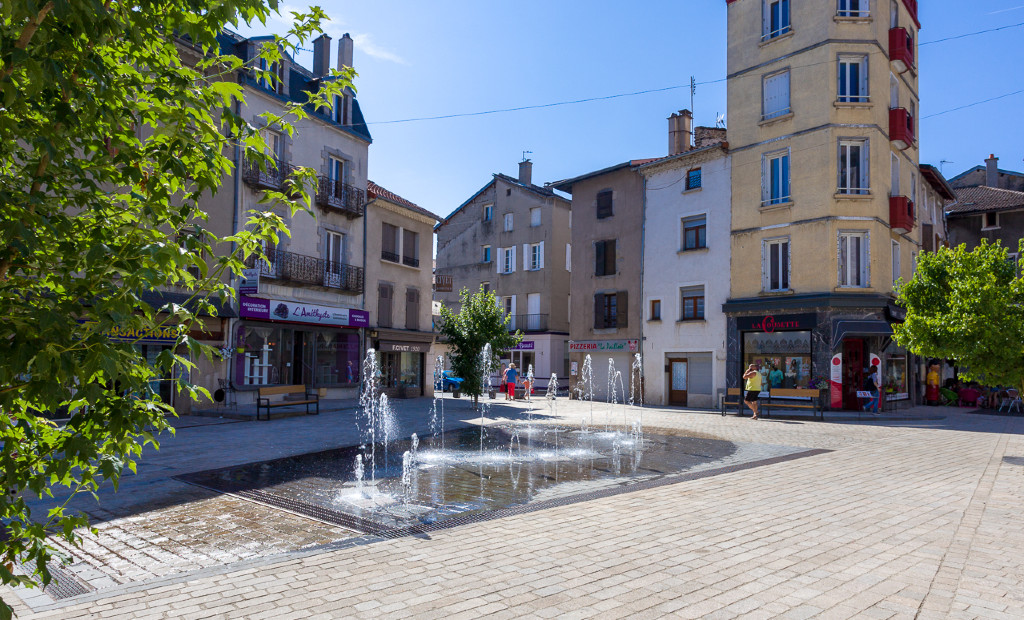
[{"left": 832, "top": 319, "right": 893, "bottom": 344}]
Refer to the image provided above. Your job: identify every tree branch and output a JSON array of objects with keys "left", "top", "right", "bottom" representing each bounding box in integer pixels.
[{"left": 0, "top": 2, "right": 56, "bottom": 81}]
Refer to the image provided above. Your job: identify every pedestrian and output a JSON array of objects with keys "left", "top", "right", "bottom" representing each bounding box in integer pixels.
[
  {"left": 863, "top": 364, "right": 881, "bottom": 414},
  {"left": 500, "top": 363, "right": 510, "bottom": 400},
  {"left": 925, "top": 362, "right": 940, "bottom": 406},
  {"left": 523, "top": 370, "right": 533, "bottom": 401},
  {"left": 506, "top": 363, "right": 517, "bottom": 400},
  {"left": 742, "top": 363, "right": 762, "bottom": 420}
]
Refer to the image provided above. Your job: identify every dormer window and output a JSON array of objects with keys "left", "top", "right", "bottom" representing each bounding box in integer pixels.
[{"left": 331, "top": 94, "right": 349, "bottom": 125}]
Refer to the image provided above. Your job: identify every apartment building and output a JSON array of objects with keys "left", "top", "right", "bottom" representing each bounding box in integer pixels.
[
  {"left": 946, "top": 156, "right": 1024, "bottom": 253},
  {"left": 215, "top": 31, "right": 371, "bottom": 405},
  {"left": 365, "top": 181, "right": 441, "bottom": 398},
  {"left": 550, "top": 155, "right": 652, "bottom": 401},
  {"left": 722, "top": 0, "right": 924, "bottom": 410},
  {"left": 639, "top": 118, "right": 730, "bottom": 408},
  {"left": 434, "top": 161, "right": 572, "bottom": 385}
]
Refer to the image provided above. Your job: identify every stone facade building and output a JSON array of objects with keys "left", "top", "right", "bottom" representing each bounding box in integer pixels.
[
  {"left": 722, "top": 0, "right": 924, "bottom": 410},
  {"left": 434, "top": 161, "right": 572, "bottom": 387},
  {"left": 946, "top": 156, "right": 1024, "bottom": 256}
]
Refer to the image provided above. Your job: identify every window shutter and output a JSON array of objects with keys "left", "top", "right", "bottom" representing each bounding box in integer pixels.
[
  {"left": 762, "top": 0, "right": 770, "bottom": 38},
  {"left": 761, "top": 240, "right": 769, "bottom": 291},
  {"left": 595, "top": 241, "right": 605, "bottom": 276},
  {"left": 859, "top": 57, "right": 869, "bottom": 98},
  {"left": 510, "top": 246, "right": 516, "bottom": 272},
  {"left": 594, "top": 294, "right": 603, "bottom": 329},
  {"left": 607, "top": 239, "right": 617, "bottom": 276},
  {"left": 539, "top": 241, "right": 545, "bottom": 269},
  {"left": 523, "top": 244, "right": 529, "bottom": 271},
  {"left": 761, "top": 155, "right": 769, "bottom": 203},
  {"left": 378, "top": 284, "right": 392, "bottom": 328},
  {"left": 617, "top": 290, "right": 628, "bottom": 328},
  {"left": 406, "top": 289, "right": 419, "bottom": 331},
  {"left": 565, "top": 243, "right": 571, "bottom": 272},
  {"left": 861, "top": 140, "right": 870, "bottom": 190},
  {"left": 782, "top": 153, "right": 791, "bottom": 199},
  {"left": 497, "top": 247, "right": 503, "bottom": 273},
  {"left": 510, "top": 294, "right": 517, "bottom": 318}
]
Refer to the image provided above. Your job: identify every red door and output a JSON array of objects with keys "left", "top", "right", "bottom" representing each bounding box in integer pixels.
[{"left": 842, "top": 339, "right": 865, "bottom": 410}]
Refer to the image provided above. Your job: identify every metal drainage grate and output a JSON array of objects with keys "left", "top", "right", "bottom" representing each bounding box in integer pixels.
[
  {"left": 15, "top": 561, "right": 95, "bottom": 601},
  {"left": 191, "top": 448, "right": 831, "bottom": 541}
]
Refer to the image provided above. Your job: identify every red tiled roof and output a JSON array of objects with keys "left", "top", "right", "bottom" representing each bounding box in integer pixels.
[
  {"left": 367, "top": 181, "right": 442, "bottom": 222},
  {"left": 945, "top": 185, "right": 1024, "bottom": 216}
]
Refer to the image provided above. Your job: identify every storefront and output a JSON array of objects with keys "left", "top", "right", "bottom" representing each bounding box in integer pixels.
[
  {"left": 373, "top": 333, "right": 433, "bottom": 398},
  {"left": 568, "top": 339, "right": 640, "bottom": 400},
  {"left": 504, "top": 341, "right": 536, "bottom": 379},
  {"left": 737, "top": 314, "right": 816, "bottom": 391},
  {"left": 235, "top": 296, "right": 368, "bottom": 394}
]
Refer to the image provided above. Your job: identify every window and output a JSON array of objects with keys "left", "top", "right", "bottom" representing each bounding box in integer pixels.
[
  {"left": 529, "top": 242, "right": 544, "bottom": 270},
  {"left": 483, "top": 203, "right": 493, "bottom": 222},
  {"left": 500, "top": 246, "right": 516, "bottom": 274},
  {"left": 402, "top": 229, "right": 419, "bottom": 268},
  {"left": 650, "top": 299, "right": 662, "bottom": 321},
  {"left": 596, "top": 189, "right": 614, "bottom": 219},
  {"left": 504, "top": 213, "right": 513, "bottom": 232},
  {"left": 838, "top": 139, "right": 869, "bottom": 194},
  {"left": 838, "top": 56, "right": 869, "bottom": 102},
  {"left": 331, "top": 94, "right": 344, "bottom": 124},
  {"left": 686, "top": 168, "right": 702, "bottom": 190},
  {"left": 910, "top": 171, "right": 917, "bottom": 205},
  {"left": 378, "top": 283, "right": 393, "bottom": 328},
  {"left": 762, "top": 70, "right": 791, "bottom": 120},
  {"left": 530, "top": 207, "right": 541, "bottom": 227},
  {"left": 762, "top": 148, "right": 791, "bottom": 206},
  {"left": 983, "top": 212, "right": 1000, "bottom": 230},
  {"left": 260, "top": 127, "right": 282, "bottom": 160},
  {"left": 381, "top": 223, "right": 399, "bottom": 262},
  {"left": 328, "top": 156, "right": 344, "bottom": 183},
  {"left": 406, "top": 288, "right": 420, "bottom": 331},
  {"left": 326, "top": 230, "right": 344, "bottom": 270},
  {"left": 682, "top": 215, "right": 707, "bottom": 250},
  {"left": 839, "top": 231, "right": 869, "bottom": 287},
  {"left": 502, "top": 296, "right": 514, "bottom": 316},
  {"left": 482, "top": 245, "right": 492, "bottom": 263},
  {"left": 891, "top": 240, "right": 901, "bottom": 286},
  {"left": 762, "top": 0, "right": 791, "bottom": 40},
  {"left": 680, "top": 286, "right": 705, "bottom": 320},
  {"left": 594, "top": 292, "right": 627, "bottom": 329},
  {"left": 891, "top": 153, "right": 900, "bottom": 195},
  {"left": 890, "top": 73, "right": 899, "bottom": 109},
  {"left": 837, "top": 0, "right": 868, "bottom": 17},
  {"left": 763, "top": 237, "right": 790, "bottom": 291},
  {"left": 482, "top": 281, "right": 490, "bottom": 293},
  {"left": 595, "top": 239, "right": 616, "bottom": 276}
]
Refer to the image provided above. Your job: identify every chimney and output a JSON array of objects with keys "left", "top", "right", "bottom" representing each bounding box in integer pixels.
[
  {"left": 337, "top": 33, "right": 354, "bottom": 71},
  {"left": 986, "top": 154, "right": 999, "bottom": 187},
  {"left": 312, "top": 34, "right": 332, "bottom": 78},
  {"left": 519, "top": 159, "right": 533, "bottom": 185},
  {"left": 694, "top": 126, "right": 727, "bottom": 149},
  {"left": 668, "top": 110, "right": 693, "bottom": 156}
]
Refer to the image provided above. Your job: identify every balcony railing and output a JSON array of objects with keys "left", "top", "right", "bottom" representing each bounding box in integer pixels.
[
  {"left": 245, "top": 247, "right": 363, "bottom": 294},
  {"left": 889, "top": 27, "right": 914, "bottom": 73},
  {"left": 889, "top": 107, "right": 914, "bottom": 150},
  {"left": 315, "top": 176, "right": 365, "bottom": 218},
  {"left": 402, "top": 255, "right": 420, "bottom": 268},
  {"left": 241, "top": 155, "right": 296, "bottom": 191},
  {"left": 507, "top": 314, "right": 549, "bottom": 333},
  {"left": 890, "top": 195, "right": 915, "bottom": 234},
  {"left": 381, "top": 250, "right": 399, "bottom": 263}
]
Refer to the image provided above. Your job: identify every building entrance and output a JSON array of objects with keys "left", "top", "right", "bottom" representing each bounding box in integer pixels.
[
  {"left": 842, "top": 338, "right": 866, "bottom": 410},
  {"left": 668, "top": 358, "right": 688, "bottom": 406}
]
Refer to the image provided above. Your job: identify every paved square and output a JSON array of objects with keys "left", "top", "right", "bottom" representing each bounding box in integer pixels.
[{"left": 3, "top": 397, "right": 1023, "bottom": 619}]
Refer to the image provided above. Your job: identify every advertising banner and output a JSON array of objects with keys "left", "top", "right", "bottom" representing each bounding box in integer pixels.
[
  {"left": 568, "top": 340, "right": 639, "bottom": 353},
  {"left": 512, "top": 341, "right": 535, "bottom": 350},
  {"left": 239, "top": 268, "right": 260, "bottom": 295},
  {"left": 830, "top": 353, "right": 843, "bottom": 409},
  {"left": 240, "top": 296, "right": 369, "bottom": 328}
]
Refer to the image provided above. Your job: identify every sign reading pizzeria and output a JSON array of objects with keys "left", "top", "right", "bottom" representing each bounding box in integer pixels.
[{"left": 736, "top": 313, "right": 817, "bottom": 332}]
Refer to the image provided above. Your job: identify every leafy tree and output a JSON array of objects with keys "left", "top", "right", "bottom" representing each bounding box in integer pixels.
[
  {"left": 438, "top": 288, "right": 523, "bottom": 407},
  {"left": 894, "top": 240, "right": 1024, "bottom": 392},
  {"left": 0, "top": 1, "right": 350, "bottom": 614}
]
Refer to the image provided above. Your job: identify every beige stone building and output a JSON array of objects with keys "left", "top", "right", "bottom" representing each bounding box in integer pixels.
[
  {"left": 364, "top": 181, "right": 441, "bottom": 398},
  {"left": 434, "top": 161, "right": 572, "bottom": 387},
  {"left": 723, "top": 0, "right": 924, "bottom": 410}
]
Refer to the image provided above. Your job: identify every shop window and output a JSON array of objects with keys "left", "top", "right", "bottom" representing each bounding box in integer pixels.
[
  {"left": 236, "top": 325, "right": 358, "bottom": 387},
  {"left": 743, "top": 331, "right": 811, "bottom": 389}
]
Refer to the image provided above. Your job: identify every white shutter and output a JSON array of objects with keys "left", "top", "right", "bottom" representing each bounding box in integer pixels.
[
  {"left": 539, "top": 241, "right": 545, "bottom": 269},
  {"left": 497, "top": 247, "right": 503, "bottom": 274},
  {"left": 510, "top": 246, "right": 516, "bottom": 272},
  {"left": 762, "top": 0, "right": 770, "bottom": 38},
  {"left": 761, "top": 240, "right": 769, "bottom": 291},
  {"left": 860, "top": 140, "right": 870, "bottom": 191},
  {"left": 566, "top": 243, "right": 571, "bottom": 272},
  {"left": 761, "top": 154, "right": 769, "bottom": 203},
  {"left": 523, "top": 244, "right": 529, "bottom": 271},
  {"left": 859, "top": 57, "right": 869, "bottom": 99},
  {"left": 510, "top": 295, "right": 517, "bottom": 317}
]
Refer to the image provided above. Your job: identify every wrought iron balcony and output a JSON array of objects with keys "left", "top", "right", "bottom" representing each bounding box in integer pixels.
[
  {"left": 316, "top": 176, "right": 365, "bottom": 218},
  {"left": 245, "top": 247, "right": 364, "bottom": 294},
  {"left": 889, "top": 195, "right": 915, "bottom": 234},
  {"left": 507, "top": 314, "right": 549, "bottom": 333},
  {"left": 403, "top": 255, "right": 420, "bottom": 268},
  {"left": 241, "top": 155, "right": 296, "bottom": 191},
  {"left": 381, "top": 250, "right": 399, "bottom": 263},
  {"left": 889, "top": 107, "right": 914, "bottom": 150},
  {"left": 889, "top": 27, "right": 914, "bottom": 73}
]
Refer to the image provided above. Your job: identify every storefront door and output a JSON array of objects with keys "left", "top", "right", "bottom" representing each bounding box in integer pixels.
[
  {"left": 842, "top": 338, "right": 865, "bottom": 410},
  {"left": 668, "top": 358, "right": 687, "bottom": 406}
]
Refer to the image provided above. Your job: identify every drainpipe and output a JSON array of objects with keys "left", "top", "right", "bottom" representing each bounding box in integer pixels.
[
  {"left": 639, "top": 173, "right": 647, "bottom": 398},
  {"left": 360, "top": 186, "right": 369, "bottom": 399}
]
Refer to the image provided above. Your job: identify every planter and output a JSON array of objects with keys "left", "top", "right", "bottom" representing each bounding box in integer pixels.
[{"left": 452, "top": 389, "right": 461, "bottom": 398}]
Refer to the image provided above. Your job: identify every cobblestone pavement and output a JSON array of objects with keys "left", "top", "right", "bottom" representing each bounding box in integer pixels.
[{"left": 3, "top": 397, "right": 1023, "bottom": 619}]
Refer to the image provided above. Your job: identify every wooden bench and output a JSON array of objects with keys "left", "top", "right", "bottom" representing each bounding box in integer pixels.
[
  {"left": 721, "top": 388, "right": 744, "bottom": 416},
  {"left": 765, "top": 388, "right": 822, "bottom": 419},
  {"left": 256, "top": 385, "right": 319, "bottom": 421}
]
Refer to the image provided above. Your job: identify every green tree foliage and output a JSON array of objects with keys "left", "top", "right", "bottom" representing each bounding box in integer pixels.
[
  {"left": 0, "top": 1, "right": 350, "bottom": 613},
  {"left": 438, "top": 288, "right": 523, "bottom": 406},
  {"left": 894, "top": 240, "right": 1024, "bottom": 391}
]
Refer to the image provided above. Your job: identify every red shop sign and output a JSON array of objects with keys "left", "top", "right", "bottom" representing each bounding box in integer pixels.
[{"left": 737, "top": 313, "right": 817, "bottom": 332}]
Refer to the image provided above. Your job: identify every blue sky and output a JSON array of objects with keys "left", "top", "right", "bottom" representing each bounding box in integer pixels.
[{"left": 236, "top": 1, "right": 1024, "bottom": 227}]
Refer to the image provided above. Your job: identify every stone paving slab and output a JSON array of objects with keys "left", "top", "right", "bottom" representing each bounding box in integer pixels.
[{"left": 3, "top": 398, "right": 1023, "bottom": 619}]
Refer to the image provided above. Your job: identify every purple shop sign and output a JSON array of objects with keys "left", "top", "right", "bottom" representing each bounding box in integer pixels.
[
  {"left": 240, "top": 296, "right": 369, "bottom": 328},
  {"left": 513, "top": 341, "right": 535, "bottom": 350}
]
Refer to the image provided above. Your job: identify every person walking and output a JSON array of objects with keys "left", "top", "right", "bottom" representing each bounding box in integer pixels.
[
  {"left": 863, "top": 364, "right": 881, "bottom": 414},
  {"left": 506, "top": 363, "right": 518, "bottom": 400},
  {"left": 500, "top": 364, "right": 510, "bottom": 400},
  {"left": 742, "top": 363, "right": 762, "bottom": 420}
]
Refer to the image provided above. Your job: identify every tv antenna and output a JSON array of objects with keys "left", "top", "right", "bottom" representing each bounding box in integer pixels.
[
  {"left": 522, "top": 150, "right": 533, "bottom": 162},
  {"left": 940, "top": 159, "right": 953, "bottom": 174},
  {"left": 715, "top": 112, "right": 726, "bottom": 128}
]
